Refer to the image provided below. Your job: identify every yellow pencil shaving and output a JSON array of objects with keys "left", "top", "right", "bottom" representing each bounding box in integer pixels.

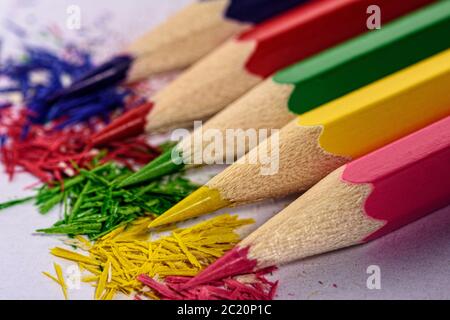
[
  {"left": 122, "top": 253, "right": 148, "bottom": 261},
  {"left": 146, "top": 255, "right": 187, "bottom": 262},
  {"left": 51, "top": 214, "right": 253, "bottom": 300},
  {"left": 43, "top": 263, "right": 69, "bottom": 300},
  {"left": 172, "top": 233, "right": 201, "bottom": 268},
  {"left": 104, "top": 253, "right": 123, "bottom": 275},
  {"left": 51, "top": 247, "right": 99, "bottom": 265},
  {"left": 102, "top": 288, "right": 117, "bottom": 300},
  {"left": 148, "top": 243, "right": 152, "bottom": 259},
  {"left": 42, "top": 271, "right": 59, "bottom": 284},
  {"left": 54, "top": 263, "right": 68, "bottom": 300},
  {"left": 79, "top": 263, "right": 101, "bottom": 275},
  {"left": 82, "top": 275, "right": 98, "bottom": 282},
  {"left": 187, "top": 245, "right": 226, "bottom": 258},
  {"left": 62, "top": 235, "right": 91, "bottom": 250},
  {"left": 100, "top": 225, "right": 127, "bottom": 241},
  {"left": 75, "top": 235, "right": 92, "bottom": 248},
  {"left": 96, "top": 260, "right": 111, "bottom": 300},
  {"left": 112, "top": 246, "right": 136, "bottom": 270}
]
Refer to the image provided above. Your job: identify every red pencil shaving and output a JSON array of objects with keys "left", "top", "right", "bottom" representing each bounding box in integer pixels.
[{"left": 137, "top": 266, "right": 277, "bottom": 300}]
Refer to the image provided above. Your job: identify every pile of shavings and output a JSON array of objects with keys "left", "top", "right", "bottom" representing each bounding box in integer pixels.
[
  {"left": 49, "top": 214, "right": 255, "bottom": 300},
  {"left": 0, "top": 45, "right": 130, "bottom": 127},
  {"left": 0, "top": 105, "right": 160, "bottom": 184},
  {"left": 137, "top": 267, "right": 278, "bottom": 300},
  {"left": 0, "top": 43, "right": 157, "bottom": 184},
  {"left": 0, "top": 161, "right": 199, "bottom": 240}
]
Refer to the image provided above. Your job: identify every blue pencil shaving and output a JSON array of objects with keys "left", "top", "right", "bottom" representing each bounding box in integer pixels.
[
  {"left": 0, "top": 87, "right": 20, "bottom": 93},
  {"left": 51, "top": 87, "right": 130, "bottom": 129},
  {"left": 0, "top": 134, "right": 7, "bottom": 147},
  {"left": 19, "top": 124, "right": 31, "bottom": 141}
]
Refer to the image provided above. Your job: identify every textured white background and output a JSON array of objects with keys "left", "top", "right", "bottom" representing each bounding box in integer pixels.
[{"left": 0, "top": 0, "right": 449, "bottom": 300}]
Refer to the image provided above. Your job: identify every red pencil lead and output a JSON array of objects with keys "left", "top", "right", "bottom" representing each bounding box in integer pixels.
[
  {"left": 90, "top": 102, "right": 153, "bottom": 146},
  {"left": 180, "top": 246, "right": 257, "bottom": 290}
]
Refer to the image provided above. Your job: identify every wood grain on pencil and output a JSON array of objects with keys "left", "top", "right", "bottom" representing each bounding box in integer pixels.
[
  {"left": 146, "top": 40, "right": 261, "bottom": 132},
  {"left": 126, "top": 0, "right": 245, "bottom": 82}
]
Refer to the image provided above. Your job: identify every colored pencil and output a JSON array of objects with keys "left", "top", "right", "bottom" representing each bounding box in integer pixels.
[
  {"left": 92, "top": 0, "right": 434, "bottom": 143},
  {"left": 148, "top": 48, "right": 450, "bottom": 228},
  {"left": 182, "top": 115, "right": 450, "bottom": 287},
  {"left": 120, "top": 1, "right": 450, "bottom": 187},
  {"left": 125, "top": 0, "right": 248, "bottom": 82},
  {"left": 51, "top": 0, "right": 310, "bottom": 100}
]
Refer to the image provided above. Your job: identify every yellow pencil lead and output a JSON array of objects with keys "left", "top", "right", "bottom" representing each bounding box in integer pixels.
[{"left": 148, "top": 186, "right": 231, "bottom": 229}]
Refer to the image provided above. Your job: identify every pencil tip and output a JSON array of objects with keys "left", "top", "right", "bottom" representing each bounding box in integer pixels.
[
  {"left": 180, "top": 246, "right": 257, "bottom": 289},
  {"left": 148, "top": 186, "right": 231, "bottom": 228},
  {"left": 47, "top": 55, "right": 134, "bottom": 105},
  {"left": 119, "top": 148, "right": 185, "bottom": 187},
  {"left": 91, "top": 102, "right": 153, "bottom": 146}
]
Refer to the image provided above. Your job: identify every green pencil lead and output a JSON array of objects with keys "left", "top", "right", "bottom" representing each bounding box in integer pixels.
[
  {"left": 63, "top": 192, "right": 69, "bottom": 221},
  {"left": 68, "top": 181, "right": 91, "bottom": 222},
  {"left": 37, "top": 223, "right": 103, "bottom": 235},
  {"left": 158, "top": 141, "right": 177, "bottom": 153},
  {"left": 100, "top": 188, "right": 112, "bottom": 217},
  {"left": 79, "top": 169, "right": 110, "bottom": 186},
  {"left": 119, "top": 148, "right": 185, "bottom": 188},
  {"left": 38, "top": 192, "right": 65, "bottom": 215},
  {"left": 80, "top": 202, "right": 104, "bottom": 209}
]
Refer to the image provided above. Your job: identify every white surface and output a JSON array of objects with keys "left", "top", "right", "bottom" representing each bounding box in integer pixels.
[{"left": 0, "top": 0, "right": 449, "bottom": 300}]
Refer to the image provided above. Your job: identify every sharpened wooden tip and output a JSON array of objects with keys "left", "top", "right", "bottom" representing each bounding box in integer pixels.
[
  {"left": 144, "top": 39, "right": 262, "bottom": 133},
  {"left": 176, "top": 78, "right": 295, "bottom": 163},
  {"left": 207, "top": 122, "right": 349, "bottom": 205},
  {"left": 241, "top": 167, "right": 383, "bottom": 268},
  {"left": 126, "top": 0, "right": 246, "bottom": 82}
]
